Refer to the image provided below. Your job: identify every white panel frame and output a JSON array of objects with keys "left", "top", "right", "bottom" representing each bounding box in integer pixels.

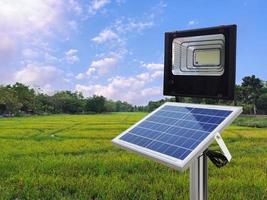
[
  {"left": 112, "top": 102, "right": 242, "bottom": 172},
  {"left": 215, "top": 132, "right": 232, "bottom": 161}
]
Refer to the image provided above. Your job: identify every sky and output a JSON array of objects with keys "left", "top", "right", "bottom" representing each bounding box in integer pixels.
[{"left": 0, "top": 0, "right": 266, "bottom": 105}]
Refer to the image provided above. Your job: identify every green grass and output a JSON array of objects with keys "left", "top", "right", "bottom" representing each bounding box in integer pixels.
[{"left": 0, "top": 113, "right": 266, "bottom": 200}]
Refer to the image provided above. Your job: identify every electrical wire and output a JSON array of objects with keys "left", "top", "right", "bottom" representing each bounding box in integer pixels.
[{"left": 205, "top": 149, "right": 228, "bottom": 168}]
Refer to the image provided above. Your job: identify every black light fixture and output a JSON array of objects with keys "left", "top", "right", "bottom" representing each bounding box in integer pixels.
[{"left": 163, "top": 25, "right": 237, "bottom": 100}]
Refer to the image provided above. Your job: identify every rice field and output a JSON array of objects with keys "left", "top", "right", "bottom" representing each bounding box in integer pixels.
[{"left": 0, "top": 113, "right": 266, "bottom": 199}]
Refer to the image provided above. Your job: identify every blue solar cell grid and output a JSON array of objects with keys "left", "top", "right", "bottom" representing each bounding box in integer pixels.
[{"left": 119, "top": 105, "right": 232, "bottom": 160}]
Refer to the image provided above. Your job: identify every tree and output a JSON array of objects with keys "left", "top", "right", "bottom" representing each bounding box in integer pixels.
[
  {"left": 147, "top": 99, "right": 166, "bottom": 112},
  {"left": 191, "top": 97, "right": 203, "bottom": 104},
  {"left": 52, "top": 91, "right": 85, "bottom": 114},
  {"left": 256, "top": 93, "right": 267, "bottom": 114},
  {"left": 241, "top": 75, "right": 263, "bottom": 114},
  {"left": 36, "top": 93, "right": 55, "bottom": 113},
  {"left": 0, "top": 86, "right": 22, "bottom": 114},
  {"left": 104, "top": 100, "right": 116, "bottom": 112},
  {"left": 234, "top": 85, "right": 244, "bottom": 105},
  {"left": 9, "top": 83, "right": 36, "bottom": 113},
  {"left": 85, "top": 95, "right": 106, "bottom": 113},
  {"left": 115, "top": 101, "right": 133, "bottom": 112}
]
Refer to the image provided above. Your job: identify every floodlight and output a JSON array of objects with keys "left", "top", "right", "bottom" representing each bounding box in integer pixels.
[{"left": 164, "top": 25, "right": 236, "bottom": 99}]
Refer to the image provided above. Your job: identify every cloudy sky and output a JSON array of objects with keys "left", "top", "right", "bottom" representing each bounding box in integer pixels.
[{"left": 0, "top": 0, "right": 266, "bottom": 105}]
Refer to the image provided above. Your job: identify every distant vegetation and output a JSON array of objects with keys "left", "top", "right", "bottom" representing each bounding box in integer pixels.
[
  {"left": 0, "top": 75, "right": 266, "bottom": 116},
  {"left": 233, "top": 115, "right": 267, "bottom": 128},
  {"left": 0, "top": 83, "right": 135, "bottom": 115}
]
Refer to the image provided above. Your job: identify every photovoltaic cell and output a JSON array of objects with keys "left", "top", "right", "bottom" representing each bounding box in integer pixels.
[{"left": 118, "top": 104, "right": 232, "bottom": 161}]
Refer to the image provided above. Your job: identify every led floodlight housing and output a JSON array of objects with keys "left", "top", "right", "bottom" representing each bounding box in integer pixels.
[{"left": 164, "top": 25, "right": 236, "bottom": 100}]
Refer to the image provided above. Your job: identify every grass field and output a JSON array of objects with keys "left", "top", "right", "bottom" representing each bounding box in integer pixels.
[{"left": 0, "top": 113, "right": 266, "bottom": 200}]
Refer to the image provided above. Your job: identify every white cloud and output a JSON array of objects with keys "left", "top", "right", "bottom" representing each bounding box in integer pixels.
[
  {"left": 90, "top": 57, "right": 117, "bottom": 69},
  {"left": 68, "top": 0, "right": 82, "bottom": 15},
  {"left": 136, "top": 72, "right": 151, "bottom": 81},
  {"left": 76, "top": 58, "right": 164, "bottom": 105},
  {"left": 65, "top": 49, "right": 79, "bottom": 64},
  {"left": 0, "top": 34, "right": 16, "bottom": 64},
  {"left": 114, "top": 18, "right": 154, "bottom": 33},
  {"left": 188, "top": 20, "right": 197, "bottom": 26},
  {"left": 140, "top": 87, "right": 162, "bottom": 97},
  {"left": 140, "top": 63, "right": 164, "bottom": 80},
  {"left": 68, "top": 20, "right": 78, "bottom": 32},
  {"left": 75, "top": 73, "right": 86, "bottom": 80},
  {"left": 87, "top": 55, "right": 119, "bottom": 76},
  {"left": 14, "top": 64, "right": 64, "bottom": 87},
  {"left": 76, "top": 50, "right": 125, "bottom": 80},
  {"left": 88, "top": 0, "right": 110, "bottom": 14},
  {"left": 151, "top": 70, "right": 163, "bottom": 79},
  {"left": 0, "top": 0, "right": 64, "bottom": 38},
  {"left": 45, "top": 53, "right": 59, "bottom": 63},
  {"left": 22, "top": 48, "right": 39, "bottom": 59},
  {"left": 116, "top": 0, "right": 126, "bottom": 5},
  {"left": 86, "top": 68, "right": 97, "bottom": 76},
  {"left": 91, "top": 29, "right": 119, "bottom": 44},
  {"left": 128, "top": 21, "right": 154, "bottom": 31},
  {"left": 142, "top": 63, "right": 163, "bottom": 70},
  {"left": 75, "top": 71, "right": 163, "bottom": 105},
  {"left": 0, "top": 0, "right": 83, "bottom": 91},
  {"left": 0, "top": 0, "right": 70, "bottom": 69}
]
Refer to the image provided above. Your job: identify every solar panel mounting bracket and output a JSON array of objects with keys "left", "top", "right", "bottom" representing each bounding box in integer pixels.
[{"left": 214, "top": 132, "right": 232, "bottom": 162}]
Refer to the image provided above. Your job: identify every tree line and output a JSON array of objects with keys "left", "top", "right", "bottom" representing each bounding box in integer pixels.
[
  {"left": 0, "top": 75, "right": 266, "bottom": 116},
  {"left": 0, "top": 83, "right": 135, "bottom": 115},
  {"left": 145, "top": 75, "right": 267, "bottom": 115}
]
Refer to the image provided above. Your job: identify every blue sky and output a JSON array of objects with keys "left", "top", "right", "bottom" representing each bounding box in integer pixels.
[{"left": 0, "top": 0, "right": 266, "bottom": 105}]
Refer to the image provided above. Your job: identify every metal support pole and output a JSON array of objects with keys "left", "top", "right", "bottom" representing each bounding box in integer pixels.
[
  {"left": 174, "top": 97, "right": 208, "bottom": 199},
  {"left": 190, "top": 152, "right": 208, "bottom": 200}
]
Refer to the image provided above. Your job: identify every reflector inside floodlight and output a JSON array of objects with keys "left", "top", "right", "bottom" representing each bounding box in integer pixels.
[{"left": 172, "top": 34, "right": 225, "bottom": 76}]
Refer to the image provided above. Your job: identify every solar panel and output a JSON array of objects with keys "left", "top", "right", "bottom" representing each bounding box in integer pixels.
[{"left": 112, "top": 102, "right": 242, "bottom": 171}]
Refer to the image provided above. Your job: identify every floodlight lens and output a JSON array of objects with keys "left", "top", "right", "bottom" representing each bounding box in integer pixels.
[{"left": 194, "top": 49, "right": 221, "bottom": 66}]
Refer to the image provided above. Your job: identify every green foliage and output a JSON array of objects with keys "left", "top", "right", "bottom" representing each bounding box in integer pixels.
[
  {"left": 141, "top": 98, "right": 172, "bottom": 112},
  {"left": 104, "top": 100, "right": 116, "bottom": 112},
  {"left": 0, "top": 86, "right": 22, "bottom": 114},
  {"left": 242, "top": 104, "right": 254, "bottom": 115},
  {"left": 256, "top": 93, "right": 267, "bottom": 114},
  {"left": 11, "top": 82, "right": 36, "bottom": 113},
  {"left": 52, "top": 91, "right": 85, "bottom": 114},
  {"left": 233, "top": 115, "right": 267, "bottom": 128},
  {"left": 241, "top": 75, "right": 263, "bottom": 102},
  {"left": 115, "top": 101, "right": 133, "bottom": 112},
  {"left": 147, "top": 100, "right": 165, "bottom": 112},
  {"left": 0, "top": 84, "right": 135, "bottom": 115},
  {"left": 0, "top": 114, "right": 266, "bottom": 199},
  {"left": 86, "top": 95, "right": 106, "bottom": 113},
  {"left": 241, "top": 75, "right": 263, "bottom": 114},
  {"left": 36, "top": 93, "right": 55, "bottom": 113}
]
